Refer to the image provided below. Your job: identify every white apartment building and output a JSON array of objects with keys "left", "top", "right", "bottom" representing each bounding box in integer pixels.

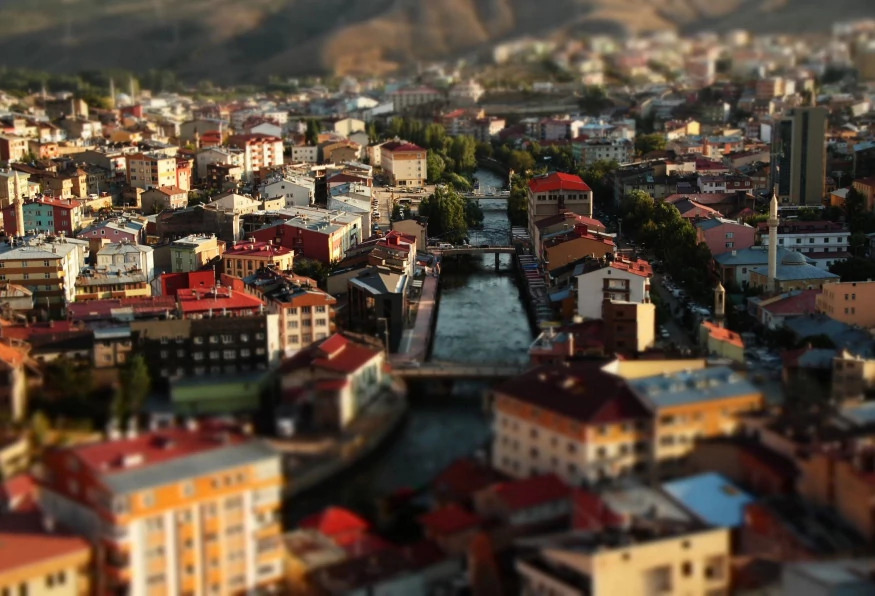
[
  {"left": 572, "top": 138, "right": 633, "bottom": 167},
  {"left": 759, "top": 220, "right": 850, "bottom": 268},
  {"left": 96, "top": 242, "right": 155, "bottom": 281},
  {"left": 0, "top": 235, "right": 86, "bottom": 308},
  {"left": 576, "top": 257, "right": 652, "bottom": 320},
  {"left": 290, "top": 145, "right": 318, "bottom": 164},
  {"left": 261, "top": 176, "right": 315, "bottom": 207},
  {"left": 226, "top": 134, "right": 284, "bottom": 179}
]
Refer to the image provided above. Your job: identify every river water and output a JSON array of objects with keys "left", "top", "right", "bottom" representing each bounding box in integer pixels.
[{"left": 285, "top": 169, "right": 531, "bottom": 523}]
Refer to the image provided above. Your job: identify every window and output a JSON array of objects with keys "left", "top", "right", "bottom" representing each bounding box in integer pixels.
[
  {"left": 223, "top": 350, "right": 236, "bottom": 359},
  {"left": 193, "top": 336, "right": 204, "bottom": 345},
  {"left": 316, "top": 305, "right": 327, "bottom": 313},
  {"left": 221, "top": 334, "right": 233, "bottom": 344},
  {"left": 724, "top": 232, "right": 734, "bottom": 239},
  {"left": 182, "top": 482, "right": 195, "bottom": 498},
  {"left": 682, "top": 561, "right": 693, "bottom": 577},
  {"left": 141, "top": 491, "right": 155, "bottom": 508}
]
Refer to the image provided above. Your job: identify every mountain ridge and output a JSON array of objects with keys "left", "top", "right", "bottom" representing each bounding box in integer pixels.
[{"left": 0, "top": 0, "right": 869, "bottom": 82}]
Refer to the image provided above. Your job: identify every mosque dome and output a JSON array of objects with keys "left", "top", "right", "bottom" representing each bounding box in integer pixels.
[{"left": 781, "top": 251, "right": 807, "bottom": 266}]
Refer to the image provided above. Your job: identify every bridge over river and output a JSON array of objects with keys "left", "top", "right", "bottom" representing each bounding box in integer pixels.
[{"left": 391, "top": 360, "right": 529, "bottom": 380}]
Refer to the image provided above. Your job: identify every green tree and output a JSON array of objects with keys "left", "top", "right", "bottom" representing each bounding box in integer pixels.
[
  {"left": 448, "top": 136, "right": 477, "bottom": 172},
  {"left": 634, "top": 133, "right": 667, "bottom": 156},
  {"left": 304, "top": 119, "right": 321, "bottom": 145},
  {"left": 466, "top": 200, "right": 485, "bottom": 229},
  {"left": 114, "top": 355, "right": 150, "bottom": 423},
  {"left": 475, "top": 141, "right": 493, "bottom": 161},
  {"left": 424, "top": 123, "right": 447, "bottom": 151},
  {"left": 506, "top": 174, "right": 530, "bottom": 227},
  {"left": 509, "top": 150, "right": 535, "bottom": 173},
  {"left": 417, "top": 185, "right": 470, "bottom": 244},
  {"left": 830, "top": 257, "right": 875, "bottom": 282},
  {"left": 426, "top": 152, "right": 446, "bottom": 183}
]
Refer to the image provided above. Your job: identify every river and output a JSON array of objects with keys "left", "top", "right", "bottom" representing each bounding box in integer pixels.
[{"left": 285, "top": 169, "right": 530, "bottom": 524}]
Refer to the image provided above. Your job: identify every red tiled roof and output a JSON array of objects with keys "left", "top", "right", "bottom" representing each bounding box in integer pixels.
[
  {"left": 149, "top": 186, "right": 187, "bottom": 196},
  {"left": 0, "top": 511, "right": 90, "bottom": 574},
  {"left": 300, "top": 506, "right": 370, "bottom": 537},
  {"left": 535, "top": 211, "right": 606, "bottom": 232},
  {"left": 0, "top": 473, "right": 37, "bottom": 512},
  {"left": 433, "top": 458, "right": 507, "bottom": 501},
  {"left": 419, "top": 504, "right": 482, "bottom": 535},
  {"left": 224, "top": 241, "right": 293, "bottom": 258},
  {"left": 701, "top": 321, "right": 744, "bottom": 348},
  {"left": 68, "top": 427, "right": 247, "bottom": 475},
  {"left": 381, "top": 141, "right": 425, "bottom": 153},
  {"left": 528, "top": 172, "right": 591, "bottom": 193},
  {"left": 491, "top": 474, "right": 571, "bottom": 511},
  {"left": 0, "top": 321, "right": 85, "bottom": 342},
  {"left": 0, "top": 341, "right": 27, "bottom": 367},
  {"left": 610, "top": 256, "right": 652, "bottom": 277},
  {"left": 761, "top": 289, "right": 820, "bottom": 315},
  {"left": 280, "top": 333, "right": 380, "bottom": 375}
]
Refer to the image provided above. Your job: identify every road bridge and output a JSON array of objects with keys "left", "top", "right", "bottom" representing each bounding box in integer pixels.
[
  {"left": 432, "top": 245, "right": 516, "bottom": 270},
  {"left": 392, "top": 361, "right": 528, "bottom": 380}
]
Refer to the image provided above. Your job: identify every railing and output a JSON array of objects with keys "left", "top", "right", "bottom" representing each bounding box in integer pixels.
[{"left": 392, "top": 361, "right": 528, "bottom": 379}]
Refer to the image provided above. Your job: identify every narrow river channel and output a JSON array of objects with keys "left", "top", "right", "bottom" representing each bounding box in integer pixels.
[{"left": 284, "top": 169, "right": 532, "bottom": 523}]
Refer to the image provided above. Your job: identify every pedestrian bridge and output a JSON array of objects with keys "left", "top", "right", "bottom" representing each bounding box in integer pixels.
[
  {"left": 433, "top": 246, "right": 515, "bottom": 256},
  {"left": 462, "top": 192, "right": 509, "bottom": 201},
  {"left": 391, "top": 360, "right": 529, "bottom": 380}
]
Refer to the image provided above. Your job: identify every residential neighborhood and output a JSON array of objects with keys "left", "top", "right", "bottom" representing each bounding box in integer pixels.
[{"left": 3, "top": 12, "right": 875, "bottom": 596}]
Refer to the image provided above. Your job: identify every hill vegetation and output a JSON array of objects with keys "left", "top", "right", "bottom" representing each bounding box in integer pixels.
[{"left": 0, "top": 0, "right": 869, "bottom": 82}]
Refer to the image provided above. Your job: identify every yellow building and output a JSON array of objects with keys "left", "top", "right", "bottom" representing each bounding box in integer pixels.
[
  {"left": 170, "top": 234, "right": 225, "bottom": 273},
  {"left": 492, "top": 360, "right": 764, "bottom": 484},
  {"left": 816, "top": 280, "right": 875, "bottom": 328},
  {"left": 380, "top": 142, "right": 426, "bottom": 187},
  {"left": 222, "top": 240, "right": 295, "bottom": 279},
  {"left": 39, "top": 426, "right": 285, "bottom": 595},
  {"left": 516, "top": 527, "right": 730, "bottom": 596},
  {"left": 0, "top": 511, "right": 93, "bottom": 596},
  {"left": 699, "top": 321, "right": 745, "bottom": 363},
  {"left": 74, "top": 270, "right": 152, "bottom": 301},
  {"left": 125, "top": 153, "right": 178, "bottom": 191}
]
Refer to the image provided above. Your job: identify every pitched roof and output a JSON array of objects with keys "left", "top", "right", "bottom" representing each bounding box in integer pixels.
[
  {"left": 419, "top": 504, "right": 482, "bottom": 535},
  {"left": 528, "top": 172, "right": 591, "bottom": 193},
  {"left": 0, "top": 511, "right": 91, "bottom": 575},
  {"left": 433, "top": 458, "right": 507, "bottom": 502},
  {"left": 489, "top": 474, "right": 571, "bottom": 511},
  {"left": 701, "top": 321, "right": 744, "bottom": 349},
  {"left": 279, "top": 333, "right": 381, "bottom": 376},
  {"left": 300, "top": 506, "right": 370, "bottom": 537},
  {"left": 381, "top": 141, "right": 425, "bottom": 153},
  {"left": 495, "top": 363, "right": 649, "bottom": 424}
]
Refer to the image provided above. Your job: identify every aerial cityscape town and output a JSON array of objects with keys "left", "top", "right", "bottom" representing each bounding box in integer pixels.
[{"left": 2, "top": 12, "right": 875, "bottom": 596}]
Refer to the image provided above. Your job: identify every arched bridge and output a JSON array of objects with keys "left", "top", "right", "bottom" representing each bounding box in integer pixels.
[{"left": 391, "top": 360, "right": 529, "bottom": 380}]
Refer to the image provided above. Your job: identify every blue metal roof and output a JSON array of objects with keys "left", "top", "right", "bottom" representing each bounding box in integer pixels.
[{"left": 662, "top": 472, "right": 753, "bottom": 528}]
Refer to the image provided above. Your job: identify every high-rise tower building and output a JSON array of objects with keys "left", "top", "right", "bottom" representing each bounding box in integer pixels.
[{"left": 772, "top": 106, "right": 827, "bottom": 206}]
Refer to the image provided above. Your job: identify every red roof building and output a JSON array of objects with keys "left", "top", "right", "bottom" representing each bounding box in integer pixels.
[
  {"left": 527, "top": 173, "right": 594, "bottom": 237},
  {"left": 528, "top": 172, "right": 592, "bottom": 194},
  {"left": 177, "top": 286, "right": 265, "bottom": 317},
  {"left": 300, "top": 506, "right": 370, "bottom": 543}
]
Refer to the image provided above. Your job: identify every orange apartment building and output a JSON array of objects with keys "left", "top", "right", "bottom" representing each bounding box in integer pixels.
[
  {"left": 38, "top": 426, "right": 285, "bottom": 595},
  {"left": 379, "top": 142, "right": 427, "bottom": 187},
  {"left": 492, "top": 360, "right": 764, "bottom": 485},
  {"left": 816, "top": 280, "right": 875, "bottom": 328}
]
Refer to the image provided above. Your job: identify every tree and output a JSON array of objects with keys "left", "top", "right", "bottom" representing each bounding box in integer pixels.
[
  {"left": 506, "top": 174, "right": 530, "bottom": 227},
  {"left": 509, "top": 150, "right": 535, "bottom": 173},
  {"left": 634, "top": 133, "right": 667, "bottom": 156},
  {"left": 304, "top": 119, "right": 321, "bottom": 145},
  {"left": 417, "top": 185, "right": 470, "bottom": 244},
  {"left": 114, "top": 355, "right": 150, "bottom": 423},
  {"left": 448, "top": 136, "right": 477, "bottom": 172},
  {"left": 426, "top": 152, "right": 446, "bottom": 183},
  {"left": 830, "top": 257, "right": 875, "bottom": 282},
  {"left": 424, "top": 123, "right": 447, "bottom": 151},
  {"left": 474, "top": 141, "right": 493, "bottom": 160}
]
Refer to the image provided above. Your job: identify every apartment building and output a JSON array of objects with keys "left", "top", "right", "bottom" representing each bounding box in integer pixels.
[
  {"left": 241, "top": 270, "right": 336, "bottom": 356},
  {"left": 527, "top": 173, "right": 593, "bottom": 238},
  {"left": 626, "top": 366, "right": 764, "bottom": 467},
  {"left": 140, "top": 186, "right": 189, "bottom": 213},
  {"left": 1, "top": 197, "right": 84, "bottom": 237},
  {"left": 388, "top": 86, "right": 443, "bottom": 112},
  {"left": 816, "top": 280, "right": 875, "bottom": 328},
  {"left": 695, "top": 218, "right": 756, "bottom": 256},
  {"left": 493, "top": 361, "right": 764, "bottom": 485},
  {"left": 773, "top": 106, "right": 828, "bottom": 206},
  {"left": 96, "top": 242, "right": 155, "bottom": 281},
  {"left": 130, "top": 314, "right": 280, "bottom": 380},
  {"left": 39, "top": 426, "right": 285, "bottom": 595},
  {"left": 170, "top": 234, "right": 225, "bottom": 273},
  {"left": 0, "top": 135, "right": 29, "bottom": 162},
  {"left": 0, "top": 236, "right": 86, "bottom": 310},
  {"left": 125, "top": 153, "right": 178, "bottom": 190},
  {"left": 758, "top": 219, "right": 850, "bottom": 266},
  {"left": 196, "top": 146, "right": 244, "bottom": 180},
  {"left": 380, "top": 142, "right": 427, "bottom": 187},
  {"left": 248, "top": 207, "right": 363, "bottom": 263},
  {"left": 222, "top": 240, "right": 294, "bottom": 279},
  {"left": 75, "top": 269, "right": 151, "bottom": 301},
  {"left": 516, "top": 526, "right": 731, "bottom": 596},
  {"left": 571, "top": 138, "right": 633, "bottom": 167},
  {"left": 575, "top": 256, "right": 652, "bottom": 320},
  {"left": 226, "top": 134, "right": 284, "bottom": 178},
  {"left": 491, "top": 363, "right": 651, "bottom": 485},
  {"left": 77, "top": 218, "right": 144, "bottom": 244},
  {"left": 0, "top": 511, "right": 93, "bottom": 596}
]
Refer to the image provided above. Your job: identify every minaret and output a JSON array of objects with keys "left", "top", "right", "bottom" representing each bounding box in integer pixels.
[
  {"left": 714, "top": 281, "right": 726, "bottom": 327},
  {"left": 13, "top": 171, "right": 24, "bottom": 238},
  {"left": 109, "top": 78, "right": 116, "bottom": 109},
  {"left": 767, "top": 186, "right": 779, "bottom": 293}
]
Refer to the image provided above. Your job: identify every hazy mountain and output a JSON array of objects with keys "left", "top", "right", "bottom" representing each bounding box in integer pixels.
[{"left": 0, "top": 0, "right": 869, "bottom": 82}]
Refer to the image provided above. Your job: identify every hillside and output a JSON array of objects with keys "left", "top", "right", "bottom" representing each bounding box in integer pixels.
[{"left": 0, "top": 0, "right": 869, "bottom": 82}]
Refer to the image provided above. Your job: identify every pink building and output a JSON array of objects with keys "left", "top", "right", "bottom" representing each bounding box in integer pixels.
[{"left": 695, "top": 217, "right": 756, "bottom": 256}]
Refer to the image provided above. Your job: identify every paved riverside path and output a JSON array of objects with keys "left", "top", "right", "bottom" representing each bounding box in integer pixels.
[{"left": 396, "top": 272, "right": 439, "bottom": 362}]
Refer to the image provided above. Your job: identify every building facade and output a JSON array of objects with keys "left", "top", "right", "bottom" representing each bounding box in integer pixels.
[
  {"left": 39, "top": 427, "right": 285, "bottom": 595},
  {"left": 170, "top": 234, "right": 225, "bottom": 273},
  {"left": 1, "top": 197, "right": 84, "bottom": 237},
  {"left": 816, "top": 280, "right": 875, "bottom": 328},
  {"left": 380, "top": 142, "right": 427, "bottom": 187},
  {"left": 221, "top": 241, "right": 295, "bottom": 279},
  {"left": 125, "top": 153, "right": 178, "bottom": 190},
  {"left": 527, "top": 173, "right": 593, "bottom": 239},
  {"left": 772, "top": 106, "right": 827, "bottom": 206}
]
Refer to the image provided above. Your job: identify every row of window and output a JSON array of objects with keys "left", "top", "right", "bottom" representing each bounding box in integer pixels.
[
  {"left": 159, "top": 362, "right": 268, "bottom": 377},
  {"left": 286, "top": 319, "right": 328, "bottom": 328},
  {"left": 159, "top": 332, "right": 265, "bottom": 344}
]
